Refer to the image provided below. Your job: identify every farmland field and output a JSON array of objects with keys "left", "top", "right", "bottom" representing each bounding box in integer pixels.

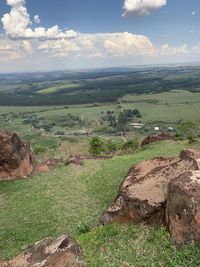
[
  {"left": 1, "top": 89, "right": 200, "bottom": 142},
  {"left": 37, "top": 83, "right": 81, "bottom": 94}
]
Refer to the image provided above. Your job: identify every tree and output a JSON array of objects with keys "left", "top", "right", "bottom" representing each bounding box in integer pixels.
[
  {"left": 118, "top": 112, "right": 128, "bottom": 126},
  {"left": 177, "top": 120, "right": 199, "bottom": 142},
  {"left": 89, "top": 136, "right": 104, "bottom": 156}
]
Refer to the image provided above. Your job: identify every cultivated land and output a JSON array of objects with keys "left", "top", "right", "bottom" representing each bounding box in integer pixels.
[{"left": 1, "top": 65, "right": 200, "bottom": 266}]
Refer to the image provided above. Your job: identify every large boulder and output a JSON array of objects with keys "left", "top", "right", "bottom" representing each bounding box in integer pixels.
[
  {"left": 167, "top": 170, "right": 200, "bottom": 246},
  {"left": 100, "top": 149, "right": 200, "bottom": 226},
  {"left": 0, "top": 130, "right": 36, "bottom": 181},
  {"left": 141, "top": 132, "right": 175, "bottom": 146},
  {"left": 0, "top": 235, "right": 84, "bottom": 267}
]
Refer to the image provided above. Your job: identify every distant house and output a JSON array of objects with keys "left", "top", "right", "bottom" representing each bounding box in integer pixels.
[
  {"left": 155, "top": 127, "right": 160, "bottom": 131},
  {"left": 168, "top": 127, "right": 174, "bottom": 132},
  {"left": 130, "top": 123, "right": 144, "bottom": 129}
]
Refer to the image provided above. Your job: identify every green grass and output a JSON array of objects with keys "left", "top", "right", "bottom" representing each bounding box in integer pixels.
[
  {"left": 2, "top": 90, "right": 200, "bottom": 141},
  {"left": 37, "top": 84, "right": 81, "bottom": 94},
  {"left": 29, "top": 90, "right": 200, "bottom": 125},
  {"left": 1, "top": 140, "right": 200, "bottom": 266},
  {"left": 79, "top": 224, "right": 200, "bottom": 267},
  {"left": 121, "top": 90, "right": 200, "bottom": 123}
]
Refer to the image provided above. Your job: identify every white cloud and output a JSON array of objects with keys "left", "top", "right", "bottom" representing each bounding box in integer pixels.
[
  {"left": 123, "top": 0, "right": 167, "bottom": 16},
  {"left": 0, "top": 39, "right": 22, "bottom": 61},
  {"left": 159, "top": 44, "right": 188, "bottom": 55},
  {"left": 38, "top": 39, "right": 80, "bottom": 57},
  {"left": 37, "top": 32, "right": 156, "bottom": 59},
  {"left": 1, "top": 0, "right": 77, "bottom": 40},
  {"left": 192, "top": 43, "right": 200, "bottom": 53},
  {"left": 192, "top": 10, "right": 196, "bottom": 16},
  {"left": 104, "top": 32, "right": 155, "bottom": 56},
  {"left": 21, "top": 40, "right": 33, "bottom": 54},
  {"left": 33, "top": 15, "right": 40, "bottom": 24}
]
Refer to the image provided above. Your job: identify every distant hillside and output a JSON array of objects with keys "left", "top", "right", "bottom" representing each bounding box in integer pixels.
[{"left": 1, "top": 65, "right": 200, "bottom": 106}]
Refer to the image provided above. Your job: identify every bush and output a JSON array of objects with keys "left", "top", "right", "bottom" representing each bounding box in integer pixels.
[
  {"left": 104, "top": 139, "right": 118, "bottom": 154},
  {"left": 89, "top": 136, "right": 140, "bottom": 156},
  {"left": 176, "top": 120, "right": 200, "bottom": 142},
  {"left": 121, "top": 138, "right": 139, "bottom": 151},
  {"left": 89, "top": 136, "right": 104, "bottom": 156}
]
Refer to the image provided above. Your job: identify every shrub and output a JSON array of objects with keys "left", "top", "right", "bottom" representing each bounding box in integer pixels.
[
  {"left": 176, "top": 120, "right": 200, "bottom": 142},
  {"left": 89, "top": 136, "right": 140, "bottom": 156},
  {"left": 121, "top": 138, "right": 140, "bottom": 151},
  {"left": 104, "top": 139, "right": 118, "bottom": 154},
  {"left": 89, "top": 136, "right": 104, "bottom": 156}
]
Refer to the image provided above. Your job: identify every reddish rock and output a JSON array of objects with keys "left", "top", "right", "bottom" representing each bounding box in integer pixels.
[
  {"left": 167, "top": 170, "right": 200, "bottom": 246},
  {"left": 65, "top": 154, "right": 112, "bottom": 166},
  {"left": 100, "top": 149, "right": 200, "bottom": 226},
  {"left": 35, "top": 159, "right": 63, "bottom": 173},
  {"left": 141, "top": 132, "right": 175, "bottom": 146},
  {"left": 0, "top": 130, "right": 36, "bottom": 181},
  {"left": 0, "top": 235, "right": 84, "bottom": 267}
]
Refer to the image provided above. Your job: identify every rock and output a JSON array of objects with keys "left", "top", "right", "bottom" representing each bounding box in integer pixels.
[
  {"left": 100, "top": 149, "right": 200, "bottom": 226},
  {"left": 35, "top": 159, "right": 63, "bottom": 173},
  {"left": 166, "top": 170, "right": 200, "bottom": 246},
  {"left": 141, "top": 132, "right": 175, "bottom": 146},
  {"left": 65, "top": 155, "right": 112, "bottom": 166},
  {"left": 0, "top": 235, "right": 84, "bottom": 267},
  {"left": 65, "top": 155, "right": 84, "bottom": 166},
  {"left": 0, "top": 130, "right": 36, "bottom": 181}
]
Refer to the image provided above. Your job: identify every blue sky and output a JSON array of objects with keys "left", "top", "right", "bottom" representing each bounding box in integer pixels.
[{"left": 0, "top": 0, "right": 200, "bottom": 72}]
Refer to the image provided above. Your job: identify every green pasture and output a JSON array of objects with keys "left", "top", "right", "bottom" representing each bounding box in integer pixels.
[
  {"left": 37, "top": 83, "right": 81, "bottom": 94},
  {"left": 1, "top": 140, "right": 200, "bottom": 266}
]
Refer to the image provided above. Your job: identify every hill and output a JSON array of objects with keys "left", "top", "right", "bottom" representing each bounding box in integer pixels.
[{"left": 1, "top": 140, "right": 200, "bottom": 266}]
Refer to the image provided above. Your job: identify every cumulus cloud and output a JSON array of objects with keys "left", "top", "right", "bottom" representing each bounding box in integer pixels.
[
  {"left": 123, "top": 0, "right": 167, "bottom": 16},
  {"left": 104, "top": 32, "right": 155, "bottom": 56},
  {"left": 0, "top": 39, "right": 22, "bottom": 61},
  {"left": 38, "top": 39, "right": 80, "bottom": 57},
  {"left": 1, "top": 0, "right": 77, "bottom": 40},
  {"left": 36, "top": 32, "right": 156, "bottom": 59},
  {"left": 159, "top": 44, "right": 188, "bottom": 55},
  {"left": 33, "top": 15, "right": 40, "bottom": 24},
  {"left": 21, "top": 40, "right": 33, "bottom": 54}
]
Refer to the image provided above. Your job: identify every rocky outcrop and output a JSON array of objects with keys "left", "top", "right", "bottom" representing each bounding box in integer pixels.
[
  {"left": 100, "top": 149, "right": 200, "bottom": 246},
  {"left": 0, "top": 130, "right": 36, "bottom": 181},
  {"left": 167, "top": 170, "right": 200, "bottom": 246},
  {"left": 0, "top": 235, "right": 84, "bottom": 267},
  {"left": 141, "top": 132, "right": 175, "bottom": 146}
]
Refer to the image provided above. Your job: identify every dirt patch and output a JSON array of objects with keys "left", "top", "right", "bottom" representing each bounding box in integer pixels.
[{"left": 141, "top": 132, "right": 175, "bottom": 146}]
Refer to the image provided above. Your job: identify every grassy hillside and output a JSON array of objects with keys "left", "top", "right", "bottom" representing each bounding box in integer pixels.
[{"left": 1, "top": 140, "right": 200, "bottom": 266}]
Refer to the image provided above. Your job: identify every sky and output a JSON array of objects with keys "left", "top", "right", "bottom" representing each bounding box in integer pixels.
[{"left": 0, "top": 0, "right": 200, "bottom": 73}]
